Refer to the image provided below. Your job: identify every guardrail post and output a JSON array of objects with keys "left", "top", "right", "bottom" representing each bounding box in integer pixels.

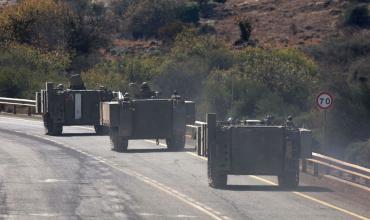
[
  {"left": 203, "top": 124, "right": 208, "bottom": 157},
  {"left": 301, "top": 159, "right": 307, "bottom": 173},
  {"left": 197, "top": 127, "right": 201, "bottom": 156},
  {"left": 314, "top": 163, "right": 319, "bottom": 176},
  {"left": 28, "top": 106, "right": 32, "bottom": 116},
  {"left": 337, "top": 170, "right": 343, "bottom": 178},
  {"left": 13, "top": 104, "right": 16, "bottom": 114},
  {"left": 325, "top": 166, "right": 330, "bottom": 175}
]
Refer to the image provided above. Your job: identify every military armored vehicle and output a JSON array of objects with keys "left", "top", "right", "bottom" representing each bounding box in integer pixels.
[
  {"left": 206, "top": 113, "right": 312, "bottom": 188},
  {"left": 36, "top": 74, "right": 114, "bottom": 135},
  {"left": 100, "top": 87, "right": 195, "bottom": 152}
]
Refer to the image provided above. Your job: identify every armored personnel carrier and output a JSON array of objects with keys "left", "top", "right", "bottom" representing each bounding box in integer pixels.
[
  {"left": 100, "top": 84, "right": 195, "bottom": 152},
  {"left": 206, "top": 113, "right": 312, "bottom": 188},
  {"left": 36, "top": 74, "right": 114, "bottom": 135}
]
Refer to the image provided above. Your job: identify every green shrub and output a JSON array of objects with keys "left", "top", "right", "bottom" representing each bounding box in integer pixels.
[
  {"left": 176, "top": 2, "right": 200, "bottom": 24},
  {"left": 196, "top": 0, "right": 214, "bottom": 18},
  {"left": 239, "top": 48, "right": 318, "bottom": 110},
  {"left": 345, "top": 140, "right": 370, "bottom": 168},
  {"left": 197, "top": 23, "right": 217, "bottom": 35},
  {"left": 158, "top": 21, "right": 185, "bottom": 42},
  {"left": 202, "top": 48, "right": 318, "bottom": 119},
  {"left": 0, "top": 0, "right": 75, "bottom": 51},
  {"left": 306, "top": 35, "right": 370, "bottom": 72},
  {"left": 82, "top": 55, "right": 161, "bottom": 91},
  {"left": 154, "top": 29, "right": 233, "bottom": 98},
  {"left": 125, "top": 0, "right": 178, "bottom": 39},
  {"left": 238, "top": 19, "right": 252, "bottom": 42},
  {"left": 110, "top": 0, "right": 135, "bottom": 15},
  {"left": 214, "top": 0, "right": 227, "bottom": 3},
  {"left": 0, "top": 43, "right": 69, "bottom": 98},
  {"left": 344, "top": 4, "right": 369, "bottom": 27},
  {"left": 0, "top": 0, "right": 109, "bottom": 60}
]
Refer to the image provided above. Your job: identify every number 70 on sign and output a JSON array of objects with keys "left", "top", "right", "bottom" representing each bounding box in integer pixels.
[{"left": 316, "top": 92, "right": 334, "bottom": 109}]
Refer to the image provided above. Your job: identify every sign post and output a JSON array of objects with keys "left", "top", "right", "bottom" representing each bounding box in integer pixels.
[{"left": 316, "top": 92, "right": 334, "bottom": 153}]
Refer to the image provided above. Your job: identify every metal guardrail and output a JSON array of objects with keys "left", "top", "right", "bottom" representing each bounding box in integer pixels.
[
  {"left": 302, "top": 153, "right": 370, "bottom": 187},
  {"left": 186, "top": 122, "right": 370, "bottom": 188},
  {"left": 0, "top": 97, "right": 36, "bottom": 116},
  {"left": 1, "top": 96, "right": 369, "bottom": 187}
]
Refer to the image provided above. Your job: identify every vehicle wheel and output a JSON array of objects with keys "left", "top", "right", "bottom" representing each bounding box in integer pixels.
[
  {"left": 278, "top": 170, "right": 299, "bottom": 188},
  {"left": 109, "top": 127, "right": 128, "bottom": 152},
  {"left": 166, "top": 131, "right": 185, "bottom": 151},
  {"left": 208, "top": 169, "right": 227, "bottom": 189},
  {"left": 43, "top": 114, "right": 62, "bottom": 136},
  {"left": 208, "top": 148, "right": 227, "bottom": 188},
  {"left": 94, "top": 125, "right": 109, "bottom": 135}
]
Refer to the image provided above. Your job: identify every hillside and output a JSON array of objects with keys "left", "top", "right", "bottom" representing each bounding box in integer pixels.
[{"left": 210, "top": 0, "right": 369, "bottom": 47}]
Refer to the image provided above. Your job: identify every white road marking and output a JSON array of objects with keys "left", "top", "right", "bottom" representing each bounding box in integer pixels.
[
  {"left": 185, "top": 153, "right": 370, "bottom": 220},
  {"left": 138, "top": 213, "right": 198, "bottom": 218},
  {"left": 8, "top": 130, "right": 228, "bottom": 220},
  {"left": 29, "top": 213, "right": 59, "bottom": 217},
  {"left": 38, "top": 179, "right": 68, "bottom": 183}
]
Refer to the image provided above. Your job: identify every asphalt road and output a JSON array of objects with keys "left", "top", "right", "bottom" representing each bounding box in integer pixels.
[{"left": 0, "top": 115, "right": 369, "bottom": 220}]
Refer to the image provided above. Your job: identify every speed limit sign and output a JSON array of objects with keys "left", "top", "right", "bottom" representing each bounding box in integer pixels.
[{"left": 316, "top": 92, "right": 334, "bottom": 109}]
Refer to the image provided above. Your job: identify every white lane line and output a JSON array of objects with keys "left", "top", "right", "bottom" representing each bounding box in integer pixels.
[
  {"left": 16, "top": 131, "right": 227, "bottom": 220},
  {"left": 185, "top": 153, "right": 370, "bottom": 220},
  {"left": 29, "top": 213, "right": 59, "bottom": 217},
  {"left": 138, "top": 213, "right": 198, "bottom": 218},
  {"left": 38, "top": 179, "right": 68, "bottom": 183}
]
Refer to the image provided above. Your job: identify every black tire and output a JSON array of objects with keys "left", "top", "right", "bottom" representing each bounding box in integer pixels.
[
  {"left": 109, "top": 127, "right": 128, "bottom": 152},
  {"left": 208, "top": 168, "right": 227, "bottom": 188},
  {"left": 166, "top": 131, "right": 185, "bottom": 151},
  {"left": 94, "top": 125, "right": 109, "bottom": 135},
  {"left": 208, "top": 148, "right": 227, "bottom": 188},
  {"left": 278, "top": 170, "right": 299, "bottom": 188},
  {"left": 43, "top": 114, "right": 62, "bottom": 136}
]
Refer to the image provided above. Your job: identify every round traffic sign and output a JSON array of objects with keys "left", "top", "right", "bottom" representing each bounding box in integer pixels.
[{"left": 316, "top": 92, "right": 334, "bottom": 109}]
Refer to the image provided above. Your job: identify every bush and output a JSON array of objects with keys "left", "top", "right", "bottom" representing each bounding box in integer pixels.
[
  {"left": 158, "top": 21, "right": 185, "bottom": 42},
  {"left": 110, "top": 0, "right": 135, "bottom": 16},
  {"left": 344, "top": 3, "right": 369, "bottom": 27},
  {"left": 306, "top": 35, "right": 370, "bottom": 72},
  {"left": 154, "top": 29, "right": 234, "bottom": 98},
  {"left": 176, "top": 2, "right": 200, "bottom": 24},
  {"left": 239, "top": 48, "right": 318, "bottom": 110},
  {"left": 0, "top": 0, "right": 110, "bottom": 71},
  {"left": 202, "top": 47, "right": 318, "bottom": 120},
  {"left": 0, "top": 43, "right": 69, "bottom": 98},
  {"left": 0, "top": 0, "right": 75, "bottom": 51},
  {"left": 196, "top": 0, "right": 214, "bottom": 18},
  {"left": 125, "top": 0, "right": 178, "bottom": 39},
  {"left": 238, "top": 19, "right": 252, "bottom": 42},
  {"left": 345, "top": 140, "right": 370, "bottom": 168},
  {"left": 82, "top": 55, "right": 161, "bottom": 91},
  {"left": 124, "top": 0, "right": 200, "bottom": 39}
]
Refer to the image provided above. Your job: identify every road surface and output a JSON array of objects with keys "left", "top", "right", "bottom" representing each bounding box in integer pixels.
[{"left": 0, "top": 115, "right": 369, "bottom": 220}]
